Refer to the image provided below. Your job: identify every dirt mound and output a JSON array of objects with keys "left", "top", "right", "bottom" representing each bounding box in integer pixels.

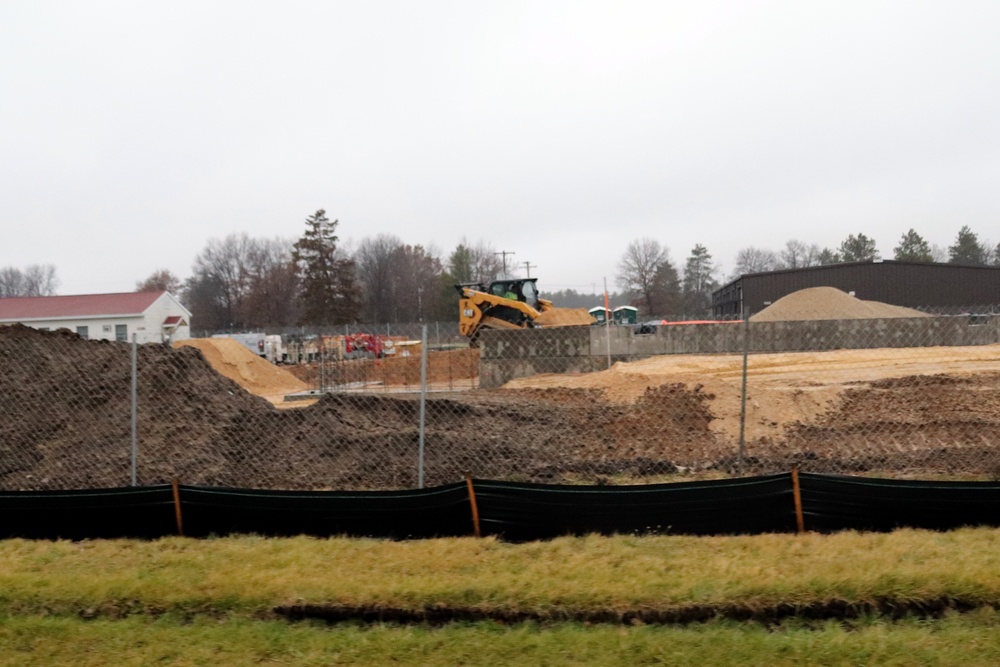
[
  {"left": 750, "top": 287, "right": 929, "bottom": 322},
  {"left": 174, "top": 338, "right": 307, "bottom": 405},
  {"left": 534, "top": 308, "right": 596, "bottom": 327},
  {"left": 4, "top": 324, "right": 1000, "bottom": 490},
  {"left": 502, "top": 344, "right": 1000, "bottom": 449},
  {"left": 0, "top": 325, "right": 709, "bottom": 490},
  {"left": 779, "top": 372, "right": 1000, "bottom": 475}
]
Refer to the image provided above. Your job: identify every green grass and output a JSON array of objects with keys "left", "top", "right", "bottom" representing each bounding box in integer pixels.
[
  {"left": 5, "top": 530, "right": 1000, "bottom": 664},
  {"left": 2, "top": 529, "right": 1000, "bottom": 619},
  {"left": 1, "top": 613, "right": 1000, "bottom": 666}
]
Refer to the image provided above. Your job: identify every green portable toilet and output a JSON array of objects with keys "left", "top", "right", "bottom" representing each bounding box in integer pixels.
[
  {"left": 613, "top": 306, "right": 638, "bottom": 325},
  {"left": 588, "top": 307, "right": 611, "bottom": 325}
]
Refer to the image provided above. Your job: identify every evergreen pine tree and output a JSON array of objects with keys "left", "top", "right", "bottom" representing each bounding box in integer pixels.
[
  {"left": 948, "top": 226, "right": 987, "bottom": 265},
  {"left": 893, "top": 229, "right": 933, "bottom": 262},
  {"left": 292, "top": 209, "right": 358, "bottom": 325},
  {"left": 838, "top": 233, "right": 878, "bottom": 262},
  {"left": 681, "top": 244, "right": 718, "bottom": 315}
]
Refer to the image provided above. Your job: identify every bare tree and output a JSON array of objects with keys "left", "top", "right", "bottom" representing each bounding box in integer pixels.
[
  {"left": 389, "top": 245, "right": 446, "bottom": 322},
  {"left": 0, "top": 268, "right": 21, "bottom": 297},
  {"left": 0, "top": 264, "right": 58, "bottom": 297},
  {"left": 616, "top": 238, "right": 676, "bottom": 316},
  {"left": 135, "top": 269, "right": 182, "bottom": 294},
  {"left": 355, "top": 234, "right": 403, "bottom": 323},
  {"left": 184, "top": 233, "right": 258, "bottom": 330},
  {"left": 777, "top": 240, "right": 822, "bottom": 269},
  {"left": 448, "top": 238, "right": 504, "bottom": 285},
  {"left": 731, "top": 247, "right": 778, "bottom": 278},
  {"left": 248, "top": 237, "right": 302, "bottom": 328}
]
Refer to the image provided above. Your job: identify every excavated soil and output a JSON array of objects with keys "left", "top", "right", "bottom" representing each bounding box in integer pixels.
[
  {"left": 2, "top": 324, "right": 1000, "bottom": 490},
  {"left": 502, "top": 345, "right": 1000, "bottom": 476}
]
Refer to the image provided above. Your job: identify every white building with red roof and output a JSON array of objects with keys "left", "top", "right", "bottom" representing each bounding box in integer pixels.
[{"left": 0, "top": 291, "right": 191, "bottom": 344}]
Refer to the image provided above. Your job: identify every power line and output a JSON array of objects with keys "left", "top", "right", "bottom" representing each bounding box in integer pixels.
[{"left": 521, "top": 261, "right": 537, "bottom": 278}]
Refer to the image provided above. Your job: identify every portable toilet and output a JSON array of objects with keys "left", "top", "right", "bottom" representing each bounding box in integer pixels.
[
  {"left": 588, "top": 307, "right": 611, "bottom": 325},
  {"left": 613, "top": 306, "right": 639, "bottom": 325}
]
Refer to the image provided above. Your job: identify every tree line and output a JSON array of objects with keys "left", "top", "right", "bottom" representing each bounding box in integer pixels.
[
  {"left": 139, "top": 210, "right": 520, "bottom": 331},
  {"left": 3, "top": 217, "right": 997, "bottom": 327},
  {"left": 0, "top": 265, "right": 58, "bottom": 297},
  {"left": 729, "top": 227, "right": 999, "bottom": 276},
  {"left": 616, "top": 226, "right": 1000, "bottom": 318}
]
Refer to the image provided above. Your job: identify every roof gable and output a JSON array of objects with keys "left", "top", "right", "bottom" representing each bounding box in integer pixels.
[{"left": 0, "top": 292, "right": 169, "bottom": 321}]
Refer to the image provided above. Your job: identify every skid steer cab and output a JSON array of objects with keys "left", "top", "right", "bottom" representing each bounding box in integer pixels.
[
  {"left": 455, "top": 279, "right": 553, "bottom": 344},
  {"left": 455, "top": 278, "right": 596, "bottom": 344}
]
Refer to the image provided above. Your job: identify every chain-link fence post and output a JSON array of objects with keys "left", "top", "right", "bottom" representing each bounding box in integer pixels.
[
  {"left": 737, "top": 313, "right": 750, "bottom": 476},
  {"left": 418, "top": 324, "right": 428, "bottom": 488},
  {"left": 130, "top": 333, "right": 138, "bottom": 487}
]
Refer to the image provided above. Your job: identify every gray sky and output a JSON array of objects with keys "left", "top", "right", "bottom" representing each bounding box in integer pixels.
[{"left": 2, "top": 1, "right": 998, "bottom": 296}]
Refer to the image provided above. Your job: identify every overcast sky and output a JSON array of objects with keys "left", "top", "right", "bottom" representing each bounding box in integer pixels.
[{"left": 2, "top": 1, "right": 998, "bottom": 296}]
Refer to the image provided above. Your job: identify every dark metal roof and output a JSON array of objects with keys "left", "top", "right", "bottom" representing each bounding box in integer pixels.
[{"left": 712, "top": 261, "right": 1000, "bottom": 316}]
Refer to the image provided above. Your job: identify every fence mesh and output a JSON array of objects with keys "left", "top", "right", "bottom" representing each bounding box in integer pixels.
[{"left": 2, "top": 311, "right": 1000, "bottom": 491}]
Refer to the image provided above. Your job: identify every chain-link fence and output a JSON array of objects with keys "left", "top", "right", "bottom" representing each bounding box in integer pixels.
[{"left": 2, "top": 310, "right": 1000, "bottom": 491}]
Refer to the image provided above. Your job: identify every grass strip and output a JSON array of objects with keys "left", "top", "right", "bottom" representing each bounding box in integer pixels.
[
  {"left": 1, "top": 528, "right": 999, "bottom": 621},
  {"left": 2, "top": 612, "right": 1000, "bottom": 667}
]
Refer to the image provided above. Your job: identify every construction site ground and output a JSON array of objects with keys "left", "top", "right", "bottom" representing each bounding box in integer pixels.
[
  {"left": 2, "top": 324, "right": 1000, "bottom": 491},
  {"left": 503, "top": 345, "right": 1000, "bottom": 444}
]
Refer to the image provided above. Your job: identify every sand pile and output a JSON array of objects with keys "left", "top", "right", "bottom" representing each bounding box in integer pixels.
[
  {"left": 534, "top": 307, "right": 596, "bottom": 327},
  {"left": 750, "top": 287, "right": 929, "bottom": 322},
  {"left": 174, "top": 338, "right": 307, "bottom": 405}
]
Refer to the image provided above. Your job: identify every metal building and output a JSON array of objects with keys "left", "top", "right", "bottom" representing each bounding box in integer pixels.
[{"left": 712, "top": 260, "right": 1000, "bottom": 317}]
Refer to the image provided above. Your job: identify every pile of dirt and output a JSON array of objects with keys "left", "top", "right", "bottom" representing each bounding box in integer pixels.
[
  {"left": 0, "top": 325, "right": 710, "bottom": 490},
  {"left": 534, "top": 308, "right": 596, "bottom": 327},
  {"left": 750, "top": 287, "right": 929, "bottom": 322},
  {"left": 174, "top": 338, "right": 308, "bottom": 405},
  {"left": 502, "top": 344, "right": 1000, "bottom": 475},
  {"left": 3, "top": 324, "right": 1000, "bottom": 490}
]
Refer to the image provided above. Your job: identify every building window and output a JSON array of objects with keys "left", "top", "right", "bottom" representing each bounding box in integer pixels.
[
  {"left": 115, "top": 324, "right": 128, "bottom": 342},
  {"left": 76, "top": 326, "right": 89, "bottom": 339},
  {"left": 103, "top": 325, "right": 112, "bottom": 333}
]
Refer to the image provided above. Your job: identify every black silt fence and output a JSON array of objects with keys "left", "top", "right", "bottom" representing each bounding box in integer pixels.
[
  {"left": 0, "top": 485, "right": 176, "bottom": 540},
  {"left": 469, "top": 474, "right": 796, "bottom": 542},
  {"left": 797, "top": 473, "right": 1000, "bottom": 533},
  {"left": 0, "top": 473, "right": 999, "bottom": 541},
  {"left": 179, "top": 483, "right": 473, "bottom": 539}
]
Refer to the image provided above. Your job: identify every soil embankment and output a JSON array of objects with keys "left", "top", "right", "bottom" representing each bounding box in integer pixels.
[{"left": 3, "top": 323, "right": 1000, "bottom": 490}]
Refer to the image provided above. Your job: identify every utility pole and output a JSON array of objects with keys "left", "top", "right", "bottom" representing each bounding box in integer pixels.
[
  {"left": 522, "top": 261, "right": 537, "bottom": 278},
  {"left": 495, "top": 250, "right": 515, "bottom": 278}
]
